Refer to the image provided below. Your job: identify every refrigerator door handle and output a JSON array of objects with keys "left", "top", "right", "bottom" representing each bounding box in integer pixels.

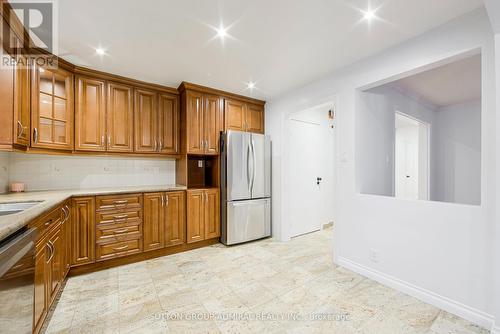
[
  {"left": 246, "top": 141, "right": 251, "bottom": 193},
  {"left": 251, "top": 137, "right": 256, "bottom": 194}
]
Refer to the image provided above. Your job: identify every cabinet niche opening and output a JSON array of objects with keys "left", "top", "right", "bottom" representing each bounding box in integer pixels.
[{"left": 187, "top": 155, "right": 219, "bottom": 189}]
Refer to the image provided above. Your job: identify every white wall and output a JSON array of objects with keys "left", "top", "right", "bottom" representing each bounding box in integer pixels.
[
  {"left": 3, "top": 153, "right": 176, "bottom": 192},
  {"left": 431, "top": 100, "right": 481, "bottom": 205},
  {"left": 266, "top": 8, "right": 495, "bottom": 328},
  {"left": 494, "top": 33, "right": 500, "bottom": 333}
]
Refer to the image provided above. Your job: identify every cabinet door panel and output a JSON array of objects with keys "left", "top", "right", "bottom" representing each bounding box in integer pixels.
[
  {"left": 71, "top": 197, "right": 95, "bottom": 266},
  {"left": 186, "top": 190, "right": 204, "bottom": 243},
  {"left": 165, "top": 191, "right": 185, "bottom": 246},
  {"left": 107, "top": 83, "right": 134, "bottom": 152},
  {"left": 31, "top": 65, "right": 74, "bottom": 150},
  {"left": 48, "top": 224, "right": 63, "bottom": 305},
  {"left": 33, "top": 242, "right": 47, "bottom": 334},
  {"left": 186, "top": 91, "right": 204, "bottom": 154},
  {"left": 204, "top": 94, "right": 221, "bottom": 154},
  {"left": 13, "top": 57, "right": 30, "bottom": 146},
  {"left": 143, "top": 193, "right": 165, "bottom": 251},
  {"left": 134, "top": 89, "right": 158, "bottom": 153},
  {"left": 75, "top": 76, "right": 106, "bottom": 151},
  {"left": 246, "top": 104, "right": 265, "bottom": 134},
  {"left": 159, "top": 93, "right": 179, "bottom": 154},
  {"left": 224, "top": 99, "right": 246, "bottom": 132},
  {"left": 0, "top": 52, "right": 13, "bottom": 147},
  {"left": 204, "top": 189, "right": 220, "bottom": 239}
]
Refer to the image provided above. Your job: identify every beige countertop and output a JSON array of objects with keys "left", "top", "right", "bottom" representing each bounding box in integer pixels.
[{"left": 0, "top": 185, "right": 187, "bottom": 242}]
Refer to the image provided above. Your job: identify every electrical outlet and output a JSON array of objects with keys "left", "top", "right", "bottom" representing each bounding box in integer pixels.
[
  {"left": 198, "top": 160, "right": 203, "bottom": 168},
  {"left": 369, "top": 248, "right": 380, "bottom": 263}
]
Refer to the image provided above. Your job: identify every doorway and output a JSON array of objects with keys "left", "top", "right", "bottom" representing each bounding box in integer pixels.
[
  {"left": 394, "top": 112, "right": 430, "bottom": 200},
  {"left": 288, "top": 103, "right": 335, "bottom": 238}
]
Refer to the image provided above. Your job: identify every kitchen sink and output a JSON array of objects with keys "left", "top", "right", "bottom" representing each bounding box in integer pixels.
[{"left": 0, "top": 201, "right": 43, "bottom": 216}]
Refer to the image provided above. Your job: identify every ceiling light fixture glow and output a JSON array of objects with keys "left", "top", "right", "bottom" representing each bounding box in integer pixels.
[
  {"left": 362, "top": 8, "right": 376, "bottom": 21},
  {"left": 247, "top": 82, "right": 255, "bottom": 90},
  {"left": 216, "top": 25, "right": 228, "bottom": 39},
  {"left": 95, "top": 48, "right": 106, "bottom": 56}
]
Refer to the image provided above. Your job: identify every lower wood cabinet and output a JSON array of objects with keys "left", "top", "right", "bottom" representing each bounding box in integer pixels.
[
  {"left": 71, "top": 197, "right": 95, "bottom": 266},
  {"left": 33, "top": 203, "right": 69, "bottom": 334},
  {"left": 143, "top": 191, "right": 185, "bottom": 251},
  {"left": 186, "top": 189, "right": 220, "bottom": 243}
]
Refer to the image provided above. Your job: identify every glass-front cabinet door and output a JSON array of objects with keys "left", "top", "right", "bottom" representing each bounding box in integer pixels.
[{"left": 31, "top": 65, "right": 74, "bottom": 150}]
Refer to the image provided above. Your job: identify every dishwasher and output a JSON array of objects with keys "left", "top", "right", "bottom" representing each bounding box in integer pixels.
[{"left": 0, "top": 227, "right": 36, "bottom": 333}]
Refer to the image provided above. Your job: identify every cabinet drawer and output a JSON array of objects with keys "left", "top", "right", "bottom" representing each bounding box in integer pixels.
[
  {"left": 96, "top": 209, "right": 142, "bottom": 225},
  {"left": 30, "top": 205, "right": 63, "bottom": 242},
  {"left": 96, "top": 221, "right": 142, "bottom": 243},
  {"left": 96, "top": 238, "right": 142, "bottom": 261},
  {"left": 96, "top": 193, "right": 142, "bottom": 212}
]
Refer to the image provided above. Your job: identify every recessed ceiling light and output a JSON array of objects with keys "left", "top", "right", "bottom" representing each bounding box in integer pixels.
[
  {"left": 216, "top": 25, "right": 227, "bottom": 39},
  {"left": 95, "top": 48, "right": 106, "bottom": 55},
  {"left": 362, "top": 9, "right": 376, "bottom": 21},
  {"left": 247, "top": 82, "right": 255, "bottom": 89}
]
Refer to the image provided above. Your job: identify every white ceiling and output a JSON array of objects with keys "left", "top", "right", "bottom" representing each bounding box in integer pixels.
[
  {"left": 390, "top": 54, "right": 481, "bottom": 108},
  {"left": 55, "top": 0, "right": 483, "bottom": 100}
]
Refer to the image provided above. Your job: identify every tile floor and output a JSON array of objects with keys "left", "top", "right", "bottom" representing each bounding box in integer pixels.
[{"left": 45, "top": 228, "right": 488, "bottom": 333}]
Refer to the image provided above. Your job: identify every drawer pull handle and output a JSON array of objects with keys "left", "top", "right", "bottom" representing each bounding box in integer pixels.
[
  {"left": 113, "top": 200, "right": 128, "bottom": 205},
  {"left": 113, "top": 214, "right": 128, "bottom": 220},
  {"left": 113, "top": 244, "right": 129, "bottom": 251},
  {"left": 113, "top": 228, "right": 128, "bottom": 234},
  {"left": 44, "top": 219, "right": 53, "bottom": 226}
]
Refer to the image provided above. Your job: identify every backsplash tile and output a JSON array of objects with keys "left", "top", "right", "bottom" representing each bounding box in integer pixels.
[
  {"left": 6, "top": 153, "right": 176, "bottom": 192},
  {"left": 0, "top": 152, "right": 9, "bottom": 193}
]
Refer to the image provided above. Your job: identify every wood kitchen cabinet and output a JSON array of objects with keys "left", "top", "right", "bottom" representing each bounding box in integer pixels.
[
  {"left": 186, "top": 189, "right": 219, "bottom": 243},
  {"left": 225, "top": 99, "right": 264, "bottom": 134},
  {"left": 33, "top": 204, "right": 68, "bottom": 334},
  {"left": 165, "top": 191, "right": 185, "bottom": 246},
  {"left": 158, "top": 93, "right": 179, "bottom": 154},
  {"left": 13, "top": 57, "right": 30, "bottom": 147},
  {"left": 185, "top": 90, "right": 222, "bottom": 155},
  {"left": 107, "top": 82, "right": 134, "bottom": 152},
  {"left": 134, "top": 88, "right": 158, "bottom": 153},
  {"left": 31, "top": 65, "right": 74, "bottom": 150},
  {"left": 71, "top": 197, "right": 95, "bottom": 266},
  {"left": 75, "top": 76, "right": 106, "bottom": 151},
  {"left": 144, "top": 191, "right": 185, "bottom": 250},
  {"left": 143, "top": 192, "right": 165, "bottom": 251}
]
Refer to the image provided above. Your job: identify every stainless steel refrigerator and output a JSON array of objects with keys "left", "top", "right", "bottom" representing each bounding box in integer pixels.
[{"left": 220, "top": 130, "right": 271, "bottom": 245}]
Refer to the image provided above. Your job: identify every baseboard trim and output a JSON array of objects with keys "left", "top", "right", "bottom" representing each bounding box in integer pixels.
[{"left": 337, "top": 256, "right": 495, "bottom": 331}]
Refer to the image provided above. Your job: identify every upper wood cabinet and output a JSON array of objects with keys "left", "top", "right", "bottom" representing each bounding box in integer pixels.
[
  {"left": 158, "top": 93, "right": 179, "bottom": 154},
  {"left": 246, "top": 103, "right": 265, "bottom": 134},
  {"left": 184, "top": 90, "right": 222, "bottom": 155},
  {"left": 13, "top": 59, "right": 30, "bottom": 147},
  {"left": 186, "top": 91, "right": 204, "bottom": 154},
  {"left": 75, "top": 76, "right": 106, "bottom": 151},
  {"left": 134, "top": 89, "right": 157, "bottom": 153},
  {"left": 107, "top": 82, "right": 134, "bottom": 152},
  {"left": 225, "top": 99, "right": 264, "bottom": 134},
  {"left": 31, "top": 65, "right": 74, "bottom": 150},
  {"left": 224, "top": 99, "right": 246, "bottom": 132}
]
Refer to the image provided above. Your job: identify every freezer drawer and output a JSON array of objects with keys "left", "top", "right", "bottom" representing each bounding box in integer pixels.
[{"left": 225, "top": 198, "right": 271, "bottom": 245}]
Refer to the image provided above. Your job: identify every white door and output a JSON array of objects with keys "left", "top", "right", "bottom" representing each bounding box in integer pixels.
[
  {"left": 395, "top": 113, "right": 425, "bottom": 200},
  {"left": 289, "top": 106, "right": 335, "bottom": 238}
]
